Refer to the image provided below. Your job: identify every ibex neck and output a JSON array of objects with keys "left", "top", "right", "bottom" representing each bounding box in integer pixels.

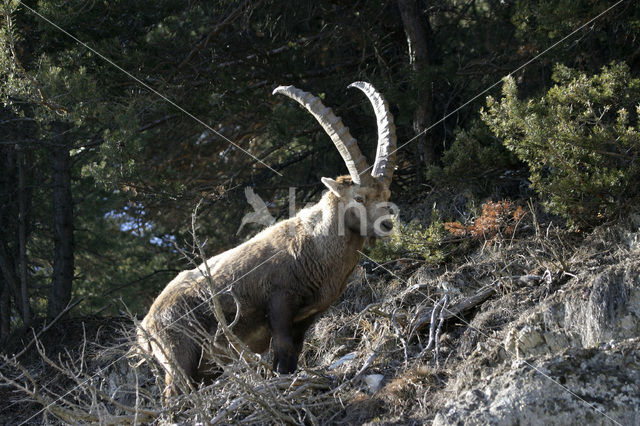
[{"left": 299, "top": 192, "right": 366, "bottom": 257}]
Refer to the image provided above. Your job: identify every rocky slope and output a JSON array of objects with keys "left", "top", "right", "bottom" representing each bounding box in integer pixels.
[
  {"left": 2, "top": 219, "right": 639, "bottom": 424},
  {"left": 433, "top": 225, "right": 640, "bottom": 425}
]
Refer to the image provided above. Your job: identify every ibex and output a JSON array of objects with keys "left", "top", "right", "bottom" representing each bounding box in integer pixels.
[{"left": 137, "top": 82, "right": 397, "bottom": 397}]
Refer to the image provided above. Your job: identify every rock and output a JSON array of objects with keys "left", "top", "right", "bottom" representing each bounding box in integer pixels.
[
  {"left": 364, "top": 374, "right": 384, "bottom": 393},
  {"left": 328, "top": 352, "right": 357, "bottom": 370},
  {"left": 435, "top": 339, "right": 640, "bottom": 426},
  {"left": 435, "top": 228, "right": 640, "bottom": 425},
  {"left": 502, "top": 254, "right": 640, "bottom": 361}
]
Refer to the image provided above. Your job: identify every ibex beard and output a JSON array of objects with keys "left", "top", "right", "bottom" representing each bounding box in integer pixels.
[{"left": 137, "top": 82, "right": 397, "bottom": 399}]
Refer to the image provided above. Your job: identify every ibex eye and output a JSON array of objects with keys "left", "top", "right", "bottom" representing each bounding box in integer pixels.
[{"left": 354, "top": 195, "right": 364, "bottom": 203}]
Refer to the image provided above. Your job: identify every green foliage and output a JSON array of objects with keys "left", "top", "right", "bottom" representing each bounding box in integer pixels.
[
  {"left": 483, "top": 62, "right": 640, "bottom": 227},
  {"left": 71, "top": 185, "right": 181, "bottom": 316},
  {"left": 367, "top": 209, "right": 448, "bottom": 265},
  {"left": 0, "top": 1, "right": 31, "bottom": 105},
  {"left": 511, "top": 0, "right": 640, "bottom": 72},
  {"left": 428, "top": 120, "right": 520, "bottom": 191}
]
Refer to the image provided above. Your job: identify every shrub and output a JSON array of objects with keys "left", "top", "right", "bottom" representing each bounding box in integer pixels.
[
  {"left": 367, "top": 209, "right": 448, "bottom": 265},
  {"left": 482, "top": 62, "right": 640, "bottom": 227},
  {"left": 428, "top": 120, "right": 520, "bottom": 192},
  {"left": 445, "top": 200, "right": 526, "bottom": 243}
]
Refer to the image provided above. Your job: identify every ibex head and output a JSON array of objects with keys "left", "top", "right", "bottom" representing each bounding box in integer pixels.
[{"left": 273, "top": 82, "right": 397, "bottom": 238}]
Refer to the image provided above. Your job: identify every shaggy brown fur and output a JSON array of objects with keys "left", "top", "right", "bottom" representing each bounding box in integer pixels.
[
  {"left": 138, "top": 82, "right": 396, "bottom": 398},
  {"left": 138, "top": 176, "right": 393, "bottom": 397}
]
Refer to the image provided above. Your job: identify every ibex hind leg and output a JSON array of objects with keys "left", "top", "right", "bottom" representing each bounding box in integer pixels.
[
  {"left": 156, "top": 334, "right": 202, "bottom": 400},
  {"left": 270, "top": 315, "right": 315, "bottom": 373}
]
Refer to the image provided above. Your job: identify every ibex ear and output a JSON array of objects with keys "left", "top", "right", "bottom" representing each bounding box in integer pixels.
[{"left": 321, "top": 177, "right": 342, "bottom": 197}]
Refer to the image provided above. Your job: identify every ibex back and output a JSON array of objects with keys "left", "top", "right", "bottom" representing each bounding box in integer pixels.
[{"left": 137, "top": 82, "right": 397, "bottom": 398}]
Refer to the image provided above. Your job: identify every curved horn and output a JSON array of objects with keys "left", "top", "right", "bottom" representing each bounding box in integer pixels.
[
  {"left": 273, "top": 85, "right": 368, "bottom": 185},
  {"left": 348, "top": 81, "right": 397, "bottom": 187}
]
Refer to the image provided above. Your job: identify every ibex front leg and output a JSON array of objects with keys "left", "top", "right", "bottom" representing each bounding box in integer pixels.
[{"left": 269, "top": 292, "right": 299, "bottom": 374}]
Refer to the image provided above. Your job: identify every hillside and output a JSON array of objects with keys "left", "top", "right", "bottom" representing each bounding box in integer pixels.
[{"left": 2, "top": 202, "right": 638, "bottom": 424}]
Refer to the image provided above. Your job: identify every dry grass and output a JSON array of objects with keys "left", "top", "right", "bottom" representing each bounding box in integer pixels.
[{"left": 3, "top": 206, "right": 630, "bottom": 424}]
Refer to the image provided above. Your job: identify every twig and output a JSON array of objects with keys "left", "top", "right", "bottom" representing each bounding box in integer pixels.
[
  {"left": 433, "top": 296, "right": 448, "bottom": 365},
  {"left": 418, "top": 295, "right": 448, "bottom": 365},
  {"left": 391, "top": 307, "right": 409, "bottom": 368},
  {"left": 350, "top": 341, "right": 384, "bottom": 383},
  {"left": 371, "top": 257, "right": 425, "bottom": 270},
  {"left": 411, "top": 284, "right": 497, "bottom": 336}
]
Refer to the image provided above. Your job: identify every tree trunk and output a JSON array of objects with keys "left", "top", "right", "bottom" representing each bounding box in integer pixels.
[
  {"left": 1, "top": 117, "right": 36, "bottom": 330},
  {"left": 397, "top": 0, "right": 434, "bottom": 184},
  {"left": 17, "top": 147, "right": 32, "bottom": 326},
  {"left": 48, "top": 123, "right": 75, "bottom": 319},
  {"left": 0, "top": 145, "right": 25, "bottom": 332},
  {"left": 0, "top": 242, "right": 18, "bottom": 339},
  {"left": 0, "top": 277, "right": 9, "bottom": 342},
  {"left": 0, "top": 243, "right": 21, "bottom": 306}
]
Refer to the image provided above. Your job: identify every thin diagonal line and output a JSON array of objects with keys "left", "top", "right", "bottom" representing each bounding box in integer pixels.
[
  {"left": 9, "top": 0, "right": 627, "bottom": 423},
  {"left": 358, "top": 250, "right": 623, "bottom": 426},
  {"left": 16, "top": 249, "right": 284, "bottom": 425},
  {"left": 19, "top": 2, "right": 282, "bottom": 177},
  {"left": 360, "top": 0, "right": 626, "bottom": 178}
]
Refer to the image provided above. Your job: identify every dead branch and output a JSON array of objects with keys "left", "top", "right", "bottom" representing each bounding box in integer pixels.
[
  {"left": 410, "top": 284, "right": 498, "bottom": 337},
  {"left": 419, "top": 295, "right": 449, "bottom": 365}
]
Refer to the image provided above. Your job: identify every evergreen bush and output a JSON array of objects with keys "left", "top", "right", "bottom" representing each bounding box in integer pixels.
[{"left": 482, "top": 62, "right": 640, "bottom": 227}]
